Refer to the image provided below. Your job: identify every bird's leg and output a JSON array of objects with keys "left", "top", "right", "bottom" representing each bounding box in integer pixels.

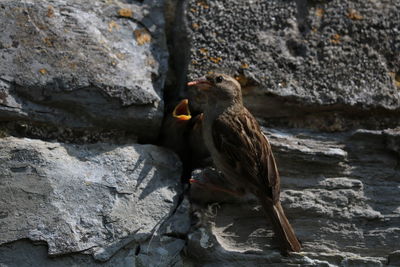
[{"left": 189, "top": 178, "right": 245, "bottom": 197}]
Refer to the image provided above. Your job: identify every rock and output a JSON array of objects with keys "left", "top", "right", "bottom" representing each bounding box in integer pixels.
[
  {"left": 0, "top": 239, "right": 137, "bottom": 267},
  {"left": 383, "top": 128, "right": 400, "bottom": 155},
  {"left": 180, "top": 0, "right": 400, "bottom": 129},
  {"left": 1, "top": 0, "right": 399, "bottom": 266},
  {"left": 0, "top": 136, "right": 186, "bottom": 263},
  {"left": 0, "top": 0, "right": 168, "bottom": 141},
  {"left": 187, "top": 128, "right": 399, "bottom": 266},
  {"left": 388, "top": 250, "right": 400, "bottom": 267}
]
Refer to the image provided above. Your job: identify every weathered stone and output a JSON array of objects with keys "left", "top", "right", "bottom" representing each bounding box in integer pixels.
[
  {"left": 388, "top": 250, "right": 400, "bottom": 267},
  {"left": 187, "top": 128, "right": 399, "bottom": 266},
  {"left": 0, "top": 0, "right": 168, "bottom": 141},
  {"left": 0, "top": 239, "right": 136, "bottom": 267},
  {"left": 180, "top": 0, "right": 400, "bottom": 128},
  {"left": 383, "top": 128, "right": 400, "bottom": 155},
  {"left": 1, "top": 0, "right": 399, "bottom": 266},
  {"left": 0, "top": 137, "right": 184, "bottom": 262}
]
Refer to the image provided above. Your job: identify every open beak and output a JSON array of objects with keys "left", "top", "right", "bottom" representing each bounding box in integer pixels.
[
  {"left": 187, "top": 77, "right": 212, "bottom": 90},
  {"left": 172, "top": 99, "right": 192, "bottom": 121}
]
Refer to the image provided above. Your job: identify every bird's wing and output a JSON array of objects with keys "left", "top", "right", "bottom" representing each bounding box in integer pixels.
[{"left": 212, "top": 108, "right": 280, "bottom": 203}]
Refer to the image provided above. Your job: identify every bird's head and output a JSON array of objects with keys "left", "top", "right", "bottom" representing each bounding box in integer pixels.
[{"left": 187, "top": 73, "right": 242, "bottom": 106}]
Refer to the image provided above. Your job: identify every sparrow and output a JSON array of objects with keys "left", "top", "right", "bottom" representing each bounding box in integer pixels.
[
  {"left": 160, "top": 99, "right": 209, "bottom": 179},
  {"left": 187, "top": 73, "right": 301, "bottom": 254},
  {"left": 187, "top": 112, "right": 210, "bottom": 167},
  {"left": 160, "top": 99, "right": 192, "bottom": 158}
]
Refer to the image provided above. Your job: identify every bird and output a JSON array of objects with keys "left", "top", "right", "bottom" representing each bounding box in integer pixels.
[
  {"left": 187, "top": 73, "right": 301, "bottom": 254},
  {"left": 160, "top": 99, "right": 192, "bottom": 159},
  {"left": 187, "top": 112, "right": 211, "bottom": 167},
  {"left": 160, "top": 99, "right": 210, "bottom": 180}
]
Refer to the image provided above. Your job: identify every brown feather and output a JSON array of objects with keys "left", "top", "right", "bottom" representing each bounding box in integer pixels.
[
  {"left": 258, "top": 196, "right": 302, "bottom": 253},
  {"left": 212, "top": 107, "right": 279, "bottom": 202}
]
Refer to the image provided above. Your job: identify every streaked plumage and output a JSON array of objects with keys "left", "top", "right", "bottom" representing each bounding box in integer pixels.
[{"left": 188, "top": 73, "right": 301, "bottom": 254}]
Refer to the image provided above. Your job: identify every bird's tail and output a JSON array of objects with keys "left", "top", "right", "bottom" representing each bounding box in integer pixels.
[{"left": 259, "top": 197, "right": 301, "bottom": 253}]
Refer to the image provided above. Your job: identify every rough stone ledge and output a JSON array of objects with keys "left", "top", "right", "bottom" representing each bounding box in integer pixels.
[
  {"left": 0, "top": 0, "right": 169, "bottom": 140},
  {"left": 186, "top": 127, "right": 400, "bottom": 266},
  {"left": 0, "top": 136, "right": 186, "bottom": 263}
]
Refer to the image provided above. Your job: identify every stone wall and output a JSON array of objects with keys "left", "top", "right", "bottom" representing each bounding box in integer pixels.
[{"left": 0, "top": 0, "right": 399, "bottom": 266}]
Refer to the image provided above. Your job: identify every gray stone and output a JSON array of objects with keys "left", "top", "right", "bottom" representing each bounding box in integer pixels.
[
  {"left": 0, "top": 137, "right": 184, "bottom": 262},
  {"left": 0, "top": 0, "right": 169, "bottom": 141},
  {"left": 0, "top": 239, "right": 136, "bottom": 267},
  {"left": 383, "top": 128, "right": 400, "bottom": 155},
  {"left": 1, "top": 0, "right": 400, "bottom": 266},
  {"left": 133, "top": 196, "right": 190, "bottom": 267},
  {"left": 180, "top": 0, "right": 400, "bottom": 125},
  {"left": 388, "top": 250, "right": 400, "bottom": 267},
  {"left": 187, "top": 128, "right": 399, "bottom": 266},
  {"left": 0, "top": 235, "right": 187, "bottom": 267}
]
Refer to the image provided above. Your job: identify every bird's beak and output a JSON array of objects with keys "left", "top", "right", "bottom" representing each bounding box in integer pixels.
[
  {"left": 187, "top": 77, "right": 212, "bottom": 90},
  {"left": 172, "top": 99, "right": 192, "bottom": 121}
]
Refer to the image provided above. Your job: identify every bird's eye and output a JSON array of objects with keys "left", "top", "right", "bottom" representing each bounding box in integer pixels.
[{"left": 215, "top": 76, "right": 223, "bottom": 83}]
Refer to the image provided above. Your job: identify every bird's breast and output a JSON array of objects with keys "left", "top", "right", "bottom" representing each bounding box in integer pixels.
[{"left": 202, "top": 112, "right": 246, "bottom": 188}]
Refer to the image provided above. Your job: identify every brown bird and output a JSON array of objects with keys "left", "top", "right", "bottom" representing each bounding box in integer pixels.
[
  {"left": 160, "top": 99, "right": 192, "bottom": 158},
  {"left": 187, "top": 73, "right": 301, "bottom": 254},
  {"left": 187, "top": 112, "right": 211, "bottom": 167},
  {"left": 160, "top": 99, "right": 210, "bottom": 179}
]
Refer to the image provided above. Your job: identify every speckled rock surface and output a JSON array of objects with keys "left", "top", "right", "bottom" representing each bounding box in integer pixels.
[
  {"left": 182, "top": 0, "right": 400, "bottom": 128},
  {"left": 0, "top": 0, "right": 168, "bottom": 141},
  {"left": 0, "top": 137, "right": 187, "bottom": 264},
  {"left": 187, "top": 128, "right": 400, "bottom": 266}
]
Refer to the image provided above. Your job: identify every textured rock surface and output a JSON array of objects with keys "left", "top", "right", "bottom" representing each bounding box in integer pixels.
[
  {"left": 0, "top": 0, "right": 168, "bottom": 140},
  {"left": 0, "top": 137, "right": 186, "bottom": 263},
  {"left": 0, "top": 207, "right": 189, "bottom": 267},
  {"left": 182, "top": 0, "right": 400, "bottom": 129},
  {"left": 0, "top": 0, "right": 399, "bottom": 266},
  {"left": 187, "top": 127, "right": 400, "bottom": 266}
]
